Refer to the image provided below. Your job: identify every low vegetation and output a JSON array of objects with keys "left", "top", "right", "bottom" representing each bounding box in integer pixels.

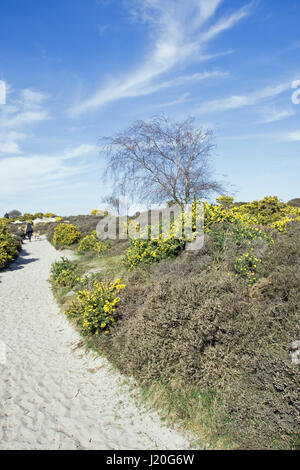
[
  {"left": 35, "top": 214, "right": 107, "bottom": 245},
  {"left": 287, "top": 198, "right": 300, "bottom": 208},
  {"left": 50, "top": 257, "right": 82, "bottom": 289},
  {"left": 0, "top": 219, "right": 22, "bottom": 270},
  {"left": 65, "top": 278, "right": 126, "bottom": 336},
  {"left": 52, "top": 223, "right": 81, "bottom": 248},
  {"left": 48, "top": 195, "right": 300, "bottom": 450},
  {"left": 78, "top": 231, "right": 110, "bottom": 255}
]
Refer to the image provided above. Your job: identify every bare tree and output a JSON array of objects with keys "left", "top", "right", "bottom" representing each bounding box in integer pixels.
[
  {"left": 102, "top": 194, "right": 121, "bottom": 216},
  {"left": 102, "top": 115, "right": 225, "bottom": 206}
]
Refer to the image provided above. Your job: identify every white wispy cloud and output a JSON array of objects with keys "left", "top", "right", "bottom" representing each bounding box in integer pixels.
[
  {"left": 282, "top": 130, "right": 300, "bottom": 142},
  {"left": 152, "top": 92, "right": 191, "bottom": 109},
  {"left": 0, "top": 110, "right": 50, "bottom": 128},
  {"left": 69, "top": 0, "right": 253, "bottom": 115},
  {"left": 0, "top": 141, "right": 22, "bottom": 155},
  {"left": 61, "top": 144, "right": 98, "bottom": 160},
  {"left": 198, "top": 1, "right": 254, "bottom": 44},
  {"left": 0, "top": 131, "right": 27, "bottom": 155},
  {"left": 258, "top": 106, "right": 295, "bottom": 124},
  {"left": 20, "top": 88, "right": 48, "bottom": 104},
  {"left": 196, "top": 80, "right": 293, "bottom": 114},
  {"left": 144, "top": 70, "right": 229, "bottom": 94},
  {"left": 0, "top": 85, "right": 50, "bottom": 129},
  {"left": 221, "top": 129, "right": 300, "bottom": 143},
  {"left": 0, "top": 144, "right": 98, "bottom": 198}
]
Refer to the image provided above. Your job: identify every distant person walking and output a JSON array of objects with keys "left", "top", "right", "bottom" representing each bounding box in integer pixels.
[{"left": 25, "top": 222, "right": 33, "bottom": 242}]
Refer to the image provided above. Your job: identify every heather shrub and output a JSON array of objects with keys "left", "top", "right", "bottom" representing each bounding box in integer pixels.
[
  {"left": 95, "top": 222, "right": 300, "bottom": 449},
  {"left": 53, "top": 223, "right": 81, "bottom": 248},
  {"left": 46, "top": 198, "right": 300, "bottom": 448},
  {"left": 68, "top": 215, "right": 106, "bottom": 238},
  {"left": 288, "top": 198, "right": 300, "bottom": 208}
]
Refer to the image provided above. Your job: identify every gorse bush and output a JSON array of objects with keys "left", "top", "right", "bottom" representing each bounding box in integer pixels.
[
  {"left": 124, "top": 237, "right": 185, "bottom": 270},
  {"left": 53, "top": 223, "right": 81, "bottom": 247},
  {"left": 205, "top": 196, "right": 300, "bottom": 230},
  {"left": 123, "top": 202, "right": 203, "bottom": 270},
  {"left": 34, "top": 212, "right": 44, "bottom": 219},
  {"left": 78, "top": 231, "right": 109, "bottom": 255},
  {"left": 91, "top": 209, "right": 107, "bottom": 216},
  {"left": 123, "top": 196, "right": 300, "bottom": 271},
  {"left": 65, "top": 278, "right": 126, "bottom": 336},
  {"left": 23, "top": 213, "right": 34, "bottom": 221},
  {"left": 234, "top": 251, "right": 262, "bottom": 286},
  {"left": 235, "top": 196, "right": 300, "bottom": 227},
  {"left": 36, "top": 215, "right": 107, "bottom": 247},
  {"left": 50, "top": 257, "right": 82, "bottom": 289},
  {"left": 0, "top": 219, "right": 21, "bottom": 269},
  {"left": 209, "top": 221, "right": 272, "bottom": 251}
]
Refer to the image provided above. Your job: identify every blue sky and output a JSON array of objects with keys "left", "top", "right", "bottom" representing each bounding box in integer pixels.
[{"left": 0, "top": 0, "right": 299, "bottom": 215}]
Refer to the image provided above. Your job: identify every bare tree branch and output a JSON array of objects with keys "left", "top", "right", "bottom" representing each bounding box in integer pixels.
[{"left": 101, "top": 115, "right": 226, "bottom": 206}]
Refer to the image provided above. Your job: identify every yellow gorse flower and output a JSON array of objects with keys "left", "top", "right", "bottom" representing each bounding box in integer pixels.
[
  {"left": 65, "top": 278, "right": 126, "bottom": 336},
  {"left": 0, "top": 219, "right": 21, "bottom": 270},
  {"left": 123, "top": 195, "right": 300, "bottom": 278},
  {"left": 53, "top": 223, "right": 81, "bottom": 247}
]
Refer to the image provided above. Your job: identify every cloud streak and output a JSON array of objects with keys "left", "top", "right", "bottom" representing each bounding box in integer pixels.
[
  {"left": 0, "top": 144, "right": 98, "bottom": 198},
  {"left": 195, "top": 80, "right": 294, "bottom": 114},
  {"left": 282, "top": 130, "right": 300, "bottom": 142},
  {"left": 0, "top": 85, "right": 50, "bottom": 129},
  {"left": 258, "top": 107, "right": 295, "bottom": 124},
  {"left": 0, "top": 131, "right": 27, "bottom": 156},
  {"left": 69, "top": 0, "right": 253, "bottom": 116}
]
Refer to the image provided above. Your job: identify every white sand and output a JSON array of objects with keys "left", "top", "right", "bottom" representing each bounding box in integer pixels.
[{"left": 0, "top": 239, "right": 190, "bottom": 450}]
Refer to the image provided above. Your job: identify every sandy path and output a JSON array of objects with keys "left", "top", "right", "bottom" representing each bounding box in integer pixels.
[{"left": 0, "top": 239, "right": 189, "bottom": 450}]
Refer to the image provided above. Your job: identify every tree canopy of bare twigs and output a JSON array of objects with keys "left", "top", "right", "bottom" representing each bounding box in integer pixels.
[
  {"left": 102, "top": 115, "right": 225, "bottom": 206},
  {"left": 101, "top": 194, "right": 122, "bottom": 216}
]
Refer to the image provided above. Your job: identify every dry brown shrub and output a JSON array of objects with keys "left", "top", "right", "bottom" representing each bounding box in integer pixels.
[{"left": 94, "top": 223, "right": 300, "bottom": 449}]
